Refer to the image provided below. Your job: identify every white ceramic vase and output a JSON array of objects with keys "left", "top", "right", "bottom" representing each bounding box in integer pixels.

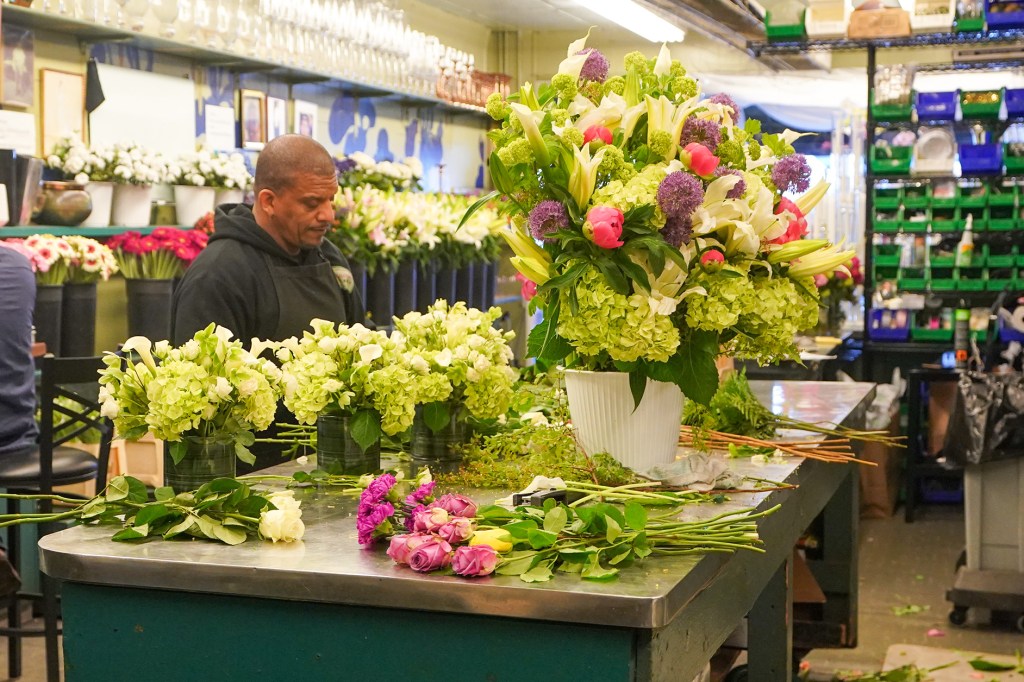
[
  {"left": 111, "top": 184, "right": 154, "bottom": 227},
  {"left": 214, "top": 188, "right": 244, "bottom": 207},
  {"left": 81, "top": 181, "right": 114, "bottom": 227},
  {"left": 173, "top": 185, "right": 216, "bottom": 226},
  {"left": 563, "top": 369, "right": 684, "bottom": 472}
]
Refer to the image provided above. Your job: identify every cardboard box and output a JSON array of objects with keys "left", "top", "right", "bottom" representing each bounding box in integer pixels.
[
  {"left": 859, "top": 410, "right": 904, "bottom": 518},
  {"left": 848, "top": 7, "right": 911, "bottom": 37}
]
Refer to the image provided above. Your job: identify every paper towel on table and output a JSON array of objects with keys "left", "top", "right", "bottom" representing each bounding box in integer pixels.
[{"left": 642, "top": 453, "right": 744, "bottom": 491}]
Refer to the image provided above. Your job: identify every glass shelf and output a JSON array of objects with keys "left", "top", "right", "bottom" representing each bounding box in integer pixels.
[{"left": 1, "top": 3, "right": 488, "bottom": 117}]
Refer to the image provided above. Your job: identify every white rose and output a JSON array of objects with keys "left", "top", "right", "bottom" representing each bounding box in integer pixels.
[
  {"left": 182, "top": 339, "right": 201, "bottom": 360},
  {"left": 434, "top": 348, "right": 453, "bottom": 367},
  {"left": 74, "top": 173, "right": 89, "bottom": 185},
  {"left": 359, "top": 344, "right": 383, "bottom": 363},
  {"left": 259, "top": 508, "right": 305, "bottom": 543},
  {"left": 99, "top": 398, "right": 119, "bottom": 419},
  {"left": 520, "top": 411, "right": 549, "bottom": 427},
  {"left": 409, "top": 354, "right": 429, "bottom": 374}
]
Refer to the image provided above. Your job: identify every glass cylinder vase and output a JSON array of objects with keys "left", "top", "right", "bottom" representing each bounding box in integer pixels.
[
  {"left": 316, "top": 413, "right": 381, "bottom": 475},
  {"left": 163, "top": 434, "right": 236, "bottom": 492},
  {"left": 411, "top": 404, "right": 470, "bottom": 475}
]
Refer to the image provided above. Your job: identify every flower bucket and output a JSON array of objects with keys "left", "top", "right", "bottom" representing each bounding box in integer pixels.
[
  {"left": 173, "top": 185, "right": 216, "bottom": 227},
  {"left": 163, "top": 434, "right": 236, "bottom": 492},
  {"left": 393, "top": 259, "right": 418, "bottom": 318},
  {"left": 61, "top": 281, "right": 97, "bottom": 357},
  {"left": 81, "top": 181, "right": 114, "bottom": 227},
  {"left": 415, "top": 259, "right": 437, "bottom": 312},
  {"left": 214, "top": 188, "right": 244, "bottom": 207},
  {"left": 455, "top": 262, "right": 475, "bottom": 307},
  {"left": 33, "top": 283, "right": 63, "bottom": 357},
  {"left": 563, "top": 370, "right": 683, "bottom": 472},
  {"left": 349, "top": 260, "right": 367, "bottom": 301},
  {"left": 366, "top": 267, "right": 395, "bottom": 325},
  {"left": 411, "top": 404, "right": 470, "bottom": 475},
  {"left": 111, "top": 184, "right": 154, "bottom": 227},
  {"left": 125, "top": 278, "right": 174, "bottom": 341},
  {"left": 436, "top": 263, "right": 457, "bottom": 304},
  {"left": 316, "top": 413, "right": 380, "bottom": 475}
]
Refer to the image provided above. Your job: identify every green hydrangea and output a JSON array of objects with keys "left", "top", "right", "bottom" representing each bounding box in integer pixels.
[
  {"left": 367, "top": 364, "right": 418, "bottom": 435},
  {"left": 624, "top": 51, "right": 651, "bottom": 75},
  {"left": 731, "top": 276, "right": 819, "bottom": 362},
  {"left": 282, "top": 352, "right": 351, "bottom": 424},
  {"left": 603, "top": 76, "right": 625, "bottom": 96},
  {"left": 715, "top": 139, "right": 746, "bottom": 170},
  {"left": 144, "top": 360, "right": 213, "bottom": 440},
  {"left": 561, "top": 127, "right": 584, "bottom": 149},
  {"left": 673, "top": 77, "right": 698, "bottom": 100},
  {"left": 597, "top": 144, "right": 625, "bottom": 176},
  {"left": 485, "top": 92, "right": 511, "bottom": 121},
  {"left": 685, "top": 271, "right": 756, "bottom": 334},
  {"left": 497, "top": 138, "right": 533, "bottom": 167},
  {"left": 464, "top": 366, "right": 515, "bottom": 420},
  {"left": 590, "top": 163, "right": 667, "bottom": 226},
  {"left": 230, "top": 365, "right": 280, "bottom": 432},
  {"left": 551, "top": 73, "right": 579, "bottom": 101},
  {"left": 558, "top": 267, "right": 680, "bottom": 363},
  {"left": 414, "top": 372, "right": 454, "bottom": 405}
]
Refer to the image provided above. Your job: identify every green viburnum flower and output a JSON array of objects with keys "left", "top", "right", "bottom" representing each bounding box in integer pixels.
[
  {"left": 558, "top": 268, "right": 680, "bottom": 364},
  {"left": 485, "top": 92, "right": 511, "bottom": 121},
  {"left": 670, "top": 61, "right": 686, "bottom": 77},
  {"left": 603, "top": 76, "right": 625, "bottom": 96},
  {"left": 673, "top": 77, "right": 698, "bottom": 100},
  {"left": 649, "top": 130, "right": 673, "bottom": 159},
  {"left": 624, "top": 51, "right": 651, "bottom": 75},
  {"left": 748, "top": 140, "right": 762, "bottom": 161},
  {"left": 561, "top": 127, "right": 584, "bottom": 149},
  {"left": 507, "top": 115, "right": 524, "bottom": 135},
  {"left": 715, "top": 139, "right": 746, "bottom": 170},
  {"left": 497, "top": 138, "right": 533, "bottom": 167},
  {"left": 550, "top": 108, "right": 570, "bottom": 127},
  {"left": 597, "top": 144, "right": 626, "bottom": 176},
  {"left": 551, "top": 73, "right": 579, "bottom": 101}
]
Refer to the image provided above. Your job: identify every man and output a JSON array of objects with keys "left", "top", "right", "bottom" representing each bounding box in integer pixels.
[{"left": 171, "top": 134, "right": 364, "bottom": 345}]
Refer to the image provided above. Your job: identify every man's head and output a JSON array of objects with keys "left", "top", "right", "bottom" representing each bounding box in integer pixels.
[{"left": 253, "top": 134, "right": 338, "bottom": 255}]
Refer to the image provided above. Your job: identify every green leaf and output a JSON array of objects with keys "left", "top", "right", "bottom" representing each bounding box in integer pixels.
[
  {"left": 169, "top": 440, "right": 188, "bottom": 465},
  {"left": 526, "top": 315, "right": 572, "bottom": 364},
  {"left": 557, "top": 561, "right": 584, "bottom": 574},
  {"left": 744, "top": 118, "right": 761, "bottom": 135},
  {"left": 154, "top": 487, "right": 175, "bottom": 501},
  {"left": 606, "top": 544, "right": 634, "bottom": 566},
  {"left": 527, "top": 528, "right": 558, "bottom": 549},
  {"left": 212, "top": 524, "right": 248, "bottom": 546},
  {"left": 633, "top": 532, "right": 652, "bottom": 558},
  {"left": 677, "top": 331, "right": 720, "bottom": 405},
  {"left": 581, "top": 556, "right": 619, "bottom": 581},
  {"left": 624, "top": 502, "right": 647, "bottom": 531},
  {"left": 134, "top": 504, "right": 170, "bottom": 526},
  {"left": 78, "top": 498, "right": 107, "bottom": 519},
  {"left": 105, "top": 476, "right": 130, "bottom": 502},
  {"left": 628, "top": 368, "right": 646, "bottom": 412},
  {"left": 477, "top": 505, "right": 520, "bottom": 522},
  {"left": 594, "top": 259, "right": 629, "bottom": 295},
  {"left": 234, "top": 441, "right": 256, "bottom": 465},
  {"left": 237, "top": 495, "right": 271, "bottom": 516},
  {"left": 502, "top": 519, "right": 539, "bottom": 539},
  {"left": 967, "top": 658, "right": 1016, "bottom": 672},
  {"left": 496, "top": 551, "right": 540, "bottom": 576},
  {"left": 543, "top": 506, "right": 568, "bottom": 534},
  {"left": 350, "top": 409, "right": 383, "bottom": 452},
  {"left": 164, "top": 516, "right": 196, "bottom": 538},
  {"left": 194, "top": 515, "right": 222, "bottom": 540},
  {"left": 605, "top": 516, "right": 623, "bottom": 544},
  {"left": 457, "top": 190, "right": 501, "bottom": 231},
  {"left": 488, "top": 151, "right": 515, "bottom": 196},
  {"left": 558, "top": 548, "right": 595, "bottom": 563},
  {"left": 111, "top": 527, "right": 148, "bottom": 542},
  {"left": 422, "top": 401, "right": 451, "bottom": 434},
  {"left": 616, "top": 257, "right": 651, "bottom": 294},
  {"left": 538, "top": 261, "right": 589, "bottom": 294},
  {"left": 520, "top": 565, "right": 553, "bottom": 583},
  {"left": 206, "top": 478, "right": 243, "bottom": 493}
]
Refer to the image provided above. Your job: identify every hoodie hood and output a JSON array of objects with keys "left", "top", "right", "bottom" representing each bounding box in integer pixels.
[{"left": 210, "top": 203, "right": 296, "bottom": 259}]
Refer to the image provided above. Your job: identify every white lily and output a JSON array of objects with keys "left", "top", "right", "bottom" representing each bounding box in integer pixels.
[
  {"left": 509, "top": 103, "right": 550, "bottom": 166},
  {"left": 653, "top": 43, "right": 672, "bottom": 77},
  {"left": 692, "top": 175, "right": 786, "bottom": 258},
  {"left": 573, "top": 93, "right": 627, "bottom": 133},
  {"left": 645, "top": 95, "right": 689, "bottom": 161},
  {"left": 787, "top": 242, "right": 856, "bottom": 278},
  {"left": 795, "top": 180, "right": 830, "bottom": 216},
  {"left": 121, "top": 336, "right": 156, "bottom": 372},
  {"left": 568, "top": 143, "right": 607, "bottom": 210}
]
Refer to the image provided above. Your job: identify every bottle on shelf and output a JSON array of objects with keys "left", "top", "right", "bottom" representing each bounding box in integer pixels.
[
  {"left": 955, "top": 213, "right": 974, "bottom": 267},
  {"left": 954, "top": 299, "right": 970, "bottom": 369}
]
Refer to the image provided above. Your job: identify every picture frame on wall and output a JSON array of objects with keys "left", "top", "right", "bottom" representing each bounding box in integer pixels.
[
  {"left": 239, "top": 89, "right": 266, "bottom": 151},
  {"left": 41, "top": 69, "right": 84, "bottom": 156},
  {"left": 2, "top": 25, "right": 34, "bottom": 108},
  {"left": 293, "top": 99, "right": 317, "bottom": 138},
  {"left": 266, "top": 96, "right": 287, "bottom": 141}
]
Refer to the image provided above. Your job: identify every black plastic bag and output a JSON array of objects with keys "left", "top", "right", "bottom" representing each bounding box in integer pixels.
[{"left": 944, "top": 371, "right": 1024, "bottom": 465}]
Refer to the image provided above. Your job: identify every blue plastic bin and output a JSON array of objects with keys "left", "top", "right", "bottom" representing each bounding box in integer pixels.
[
  {"left": 868, "top": 309, "right": 911, "bottom": 341},
  {"left": 1007, "top": 88, "right": 1024, "bottom": 118},
  {"left": 1000, "top": 320, "right": 1024, "bottom": 343},
  {"left": 916, "top": 91, "right": 958, "bottom": 122},
  {"left": 959, "top": 144, "right": 1003, "bottom": 175},
  {"left": 986, "top": 0, "right": 1024, "bottom": 28}
]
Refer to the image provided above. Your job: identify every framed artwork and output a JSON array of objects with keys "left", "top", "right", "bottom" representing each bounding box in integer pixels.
[
  {"left": 293, "top": 99, "right": 317, "bottom": 138},
  {"left": 239, "top": 89, "right": 266, "bottom": 150},
  {"left": 41, "top": 69, "right": 84, "bottom": 156},
  {"left": 266, "top": 96, "right": 287, "bottom": 141},
  {"left": 2, "top": 25, "right": 34, "bottom": 108}
]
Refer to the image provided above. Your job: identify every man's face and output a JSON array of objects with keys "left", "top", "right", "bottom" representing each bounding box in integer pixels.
[{"left": 262, "top": 173, "right": 338, "bottom": 254}]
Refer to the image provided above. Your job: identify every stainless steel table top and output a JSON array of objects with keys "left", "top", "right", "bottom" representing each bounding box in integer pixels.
[{"left": 39, "top": 380, "right": 875, "bottom": 629}]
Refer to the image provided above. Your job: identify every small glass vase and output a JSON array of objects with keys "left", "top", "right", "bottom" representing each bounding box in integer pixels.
[
  {"left": 316, "top": 413, "right": 380, "bottom": 475},
  {"left": 411, "top": 404, "right": 470, "bottom": 474},
  {"left": 164, "top": 434, "right": 236, "bottom": 492}
]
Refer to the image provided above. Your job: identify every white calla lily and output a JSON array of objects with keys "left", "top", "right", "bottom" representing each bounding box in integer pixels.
[
  {"left": 787, "top": 243, "right": 856, "bottom": 278},
  {"left": 568, "top": 143, "right": 607, "bottom": 210},
  {"left": 558, "top": 53, "right": 589, "bottom": 80},
  {"left": 692, "top": 176, "right": 787, "bottom": 257},
  {"left": 121, "top": 336, "right": 156, "bottom": 372},
  {"left": 573, "top": 93, "right": 628, "bottom": 133},
  {"left": 645, "top": 95, "right": 690, "bottom": 161},
  {"left": 509, "top": 103, "right": 550, "bottom": 166},
  {"left": 653, "top": 43, "right": 672, "bottom": 76}
]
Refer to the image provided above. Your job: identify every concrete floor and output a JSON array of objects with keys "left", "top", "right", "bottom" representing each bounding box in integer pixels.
[{"left": 1, "top": 504, "right": 1021, "bottom": 682}]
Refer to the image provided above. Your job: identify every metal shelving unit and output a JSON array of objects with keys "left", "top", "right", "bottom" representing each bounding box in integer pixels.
[
  {"left": 0, "top": 226, "right": 167, "bottom": 238},
  {"left": 747, "top": 28, "right": 1024, "bottom": 56}
]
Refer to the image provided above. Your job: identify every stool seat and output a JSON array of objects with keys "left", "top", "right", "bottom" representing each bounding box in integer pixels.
[{"left": 0, "top": 446, "right": 99, "bottom": 488}]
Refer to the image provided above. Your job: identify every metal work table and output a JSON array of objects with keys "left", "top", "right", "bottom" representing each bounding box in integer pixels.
[{"left": 40, "top": 380, "right": 874, "bottom": 681}]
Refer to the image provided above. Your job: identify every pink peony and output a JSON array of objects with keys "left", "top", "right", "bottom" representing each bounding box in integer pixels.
[
  {"left": 700, "top": 250, "right": 724, "bottom": 269},
  {"left": 813, "top": 273, "right": 828, "bottom": 288},
  {"left": 583, "top": 125, "right": 612, "bottom": 145},
  {"left": 451, "top": 545, "right": 499, "bottom": 577},
  {"left": 412, "top": 506, "right": 450, "bottom": 533},
  {"left": 771, "top": 198, "right": 808, "bottom": 245},
  {"left": 386, "top": 532, "right": 435, "bottom": 565},
  {"left": 430, "top": 493, "right": 478, "bottom": 518},
  {"left": 683, "top": 143, "right": 720, "bottom": 177},
  {"left": 436, "top": 517, "right": 475, "bottom": 544},
  {"left": 407, "top": 536, "right": 453, "bottom": 573},
  {"left": 584, "top": 205, "right": 624, "bottom": 249},
  {"left": 516, "top": 273, "right": 537, "bottom": 302}
]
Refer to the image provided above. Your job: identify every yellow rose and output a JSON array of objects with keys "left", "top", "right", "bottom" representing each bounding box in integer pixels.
[{"left": 469, "top": 528, "right": 513, "bottom": 553}]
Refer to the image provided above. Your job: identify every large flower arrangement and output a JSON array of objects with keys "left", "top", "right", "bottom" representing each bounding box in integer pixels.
[
  {"left": 391, "top": 301, "right": 518, "bottom": 427},
  {"left": 46, "top": 136, "right": 119, "bottom": 184},
  {"left": 336, "top": 152, "right": 423, "bottom": 191},
  {"left": 276, "top": 319, "right": 417, "bottom": 451},
  {"left": 471, "top": 37, "right": 853, "bottom": 403},
  {"left": 64, "top": 236, "right": 119, "bottom": 283},
  {"left": 98, "top": 325, "right": 284, "bottom": 465},
  {"left": 106, "top": 227, "right": 208, "bottom": 279},
  {"left": 1, "top": 235, "right": 74, "bottom": 285},
  {"left": 167, "top": 149, "right": 252, "bottom": 190}
]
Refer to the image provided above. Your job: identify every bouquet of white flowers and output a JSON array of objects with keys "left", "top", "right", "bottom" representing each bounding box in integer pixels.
[
  {"left": 111, "top": 142, "right": 168, "bottom": 186},
  {"left": 167, "top": 149, "right": 252, "bottom": 190},
  {"left": 336, "top": 152, "right": 423, "bottom": 191},
  {"left": 46, "top": 136, "right": 119, "bottom": 184}
]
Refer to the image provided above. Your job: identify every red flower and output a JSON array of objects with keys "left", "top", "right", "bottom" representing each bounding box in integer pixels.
[
  {"left": 683, "top": 143, "right": 720, "bottom": 177},
  {"left": 770, "top": 198, "right": 808, "bottom": 245},
  {"left": 583, "top": 125, "right": 613, "bottom": 145},
  {"left": 516, "top": 273, "right": 537, "bottom": 302},
  {"left": 584, "top": 205, "right": 624, "bottom": 249},
  {"left": 700, "top": 249, "right": 725, "bottom": 270}
]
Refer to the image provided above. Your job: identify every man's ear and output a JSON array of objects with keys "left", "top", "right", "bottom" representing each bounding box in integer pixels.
[{"left": 255, "top": 188, "right": 275, "bottom": 215}]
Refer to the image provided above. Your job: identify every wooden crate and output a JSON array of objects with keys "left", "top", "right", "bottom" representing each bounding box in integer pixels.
[{"left": 848, "top": 8, "right": 911, "bottom": 37}]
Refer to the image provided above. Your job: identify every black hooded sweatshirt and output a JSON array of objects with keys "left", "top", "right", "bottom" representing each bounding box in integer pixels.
[{"left": 170, "top": 203, "right": 364, "bottom": 345}]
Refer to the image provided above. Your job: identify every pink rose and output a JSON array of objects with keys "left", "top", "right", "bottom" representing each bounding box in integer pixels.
[
  {"left": 683, "top": 143, "right": 720, "bottom": 177},
  {"left": 431, "top": 493, "right": 478, "bottom": 518},
  {"left": 407, "top": 536, "right": 453, "bottom": 573},
  {"left": 386, "top": 532, "right": 435, "bottom": 565},
  {"left": 583, "top": 125, "right": 612, "bottom": 145},
  {"left": 700, "top": 249, "right": 724, "bottom": 269},
  {"left": 813, "top": 273, "right": 828, "bottom": 288},
  {"left": 584, "top": 205, "right": 624, "bottom": 249},
  {"left": 412, "top": 506, "right": 449, "bottom": 532},
  {"left": 834, "top": 268, "right": 848, "bottom": 280},
  {"left": 850, "top": 256, "right": 864, "bottom": 285},
  {"left": 516, "top": 272, "right": 537, "bottom": 302},
  {"left": 770, "top": 198, "right": 807, "bottom": 245},
  {"left": 451, "top": 545, "right": 499, "bottom": 578},
  {"left": 437, "top": 516, "right": 476, "bottom": 544}
]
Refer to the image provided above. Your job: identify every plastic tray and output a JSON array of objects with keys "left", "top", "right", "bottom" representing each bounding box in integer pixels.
[
  {"left": 903, "top": 184, "right": 929, "bottom": 208},
  {"left": 954, "top": 14, "right": 985, "bottom": 30},
  {"left": 960, "top": 144, "right": 1003, "bottom": 175},
  {"left": 868, "top": 308, "right": 911, "bottom": 340},
  {"left": 930, "top": 206, "right": 959, "bottom": 231},
  {"left": 983, "top": 242, "right": 1017, "bottom": 266},
  {"left": 873, "top": 186, "right": 903, "bottom": 209},
  {"left": 871, "top": 145, "right": 913, "bottom": 173},
  {"left": 931, "top": 277, "right": 957, "bottom": 290},
  {"left": 765, "top": 10, "right": 807, "bottom": 40},
  {"left": 874, "top": 207, "right": 903, "bottom": 232},
  {"left": 1007, "top": 88, "right": 1024, "bottom": 118},
  {"left": 930, "top": 181, "right": 959, "bottom": 208},
  {"left": 986, "top": 0, "right": 1024, "bottom": 29},
  {"left": 957, "top": 182, "right": 989, "bottom": 207},
  {"left": 989, "top": 205, "right": 1017, "bottom": 231},
  {"left": 1006, "top": 147, "right": 1024, "bottom": 174},
  {"left": 960, "top": 89, "right": 1003, "bottom": 119},
  {"left": 987, "top": 183, "right": 1017, "bottom": 207},
  {"left": 871, "top": 92, "right": 915, "bottom": 122},
  {"left": 912, "top": 326, "right": 953, "bottom": 341},
  {"left": 873, "top": 243, "right": 903, "bottom": 266},
  {"left": 916, "top": 91, "right": 958, "bottom": 122},
  {"left": 957, "top": 270, "right": 987, "bottom": 289},
  {"left": 987, "top": 278, "right": 1015, "bottom": 291}
]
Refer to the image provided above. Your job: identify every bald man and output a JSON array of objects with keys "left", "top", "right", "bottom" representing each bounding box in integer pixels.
[{"left": 171, "top": 135, "right": 364, "bottom": 345}]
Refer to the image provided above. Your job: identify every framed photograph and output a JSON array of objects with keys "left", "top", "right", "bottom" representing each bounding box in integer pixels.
[
  {"left": 293, "top": 99, "right": 317, "bottom": 138},
  {"left": 266, "top": 96, "right": 287, "bottom": 141},
  {"left": 239, "top": 89, "right": 266, "bottom": 150},
  {"left": 2, "top": 25, "right": 34, "bottom": 108},
  {"left": 41, "top": 69, "right": 84, "bottom": 156}
]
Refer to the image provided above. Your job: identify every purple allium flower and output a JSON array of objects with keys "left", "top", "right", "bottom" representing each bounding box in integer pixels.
[
  {"left": 660, "top": 216, "right": 693, "bottom": 249},
  {"left": 577, "top": 48, "right": 610, "bottom": 82},
  {"left": 656, "top": 171, "right": 704, "bottom": 221},
  {"left": 357, "top": 501, "right": 395, "bottom": 544},
  {"left": 771, "top": 154, "right": 811, "bottom": 193},
  {"left": 709, "top": 93, "right": 740, "bottom": 117},
  {"left": 715, "top": 167, "right": 747, "bottom": 199},
  {"left": 680, "top": 117, "right": 721, "bottom": 153},
  {"left": 528, "top": 200, "right": 569, "bottom": 241},
  {"left": 335, "top": 158, "right": 358, "bottom": 174},
  {"left": 404, "top": 481, "right": 436, "bottom": 507}
]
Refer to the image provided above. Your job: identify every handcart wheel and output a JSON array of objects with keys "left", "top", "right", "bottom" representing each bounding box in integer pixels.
[{"left": 948, "top": 606, "right": 968, "bottom": 626}]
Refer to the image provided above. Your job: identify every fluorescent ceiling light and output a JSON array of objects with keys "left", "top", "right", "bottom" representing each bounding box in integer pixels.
[{"left": 579, "top": 0, "right": 686, "bottom": 43}]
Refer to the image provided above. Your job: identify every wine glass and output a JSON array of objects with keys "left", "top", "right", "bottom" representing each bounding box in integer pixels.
[{"left": 150, "top": 0, "right": 180, "bottom": 37}]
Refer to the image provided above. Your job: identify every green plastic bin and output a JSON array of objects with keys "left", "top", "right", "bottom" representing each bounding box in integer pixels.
[
  {"left": 958, "top": 182, "right": 989, "bottom": 208},
  {"left": 955, "top": 15, "right": 985, "bottom": 31},
  {"left": 765, "top": 10, "right": 806, "bottom": 41},
  {"left": 873, "top": 243, "right": 902, "bottom": 266},
  {"left": 960, "top": 89, "right": 1003, "bottom": 119},
  {"left": 988, "top": 183, "right": 1017, "bottom": 207},
  {"left": 873, "top": 186, "right": 902, "bottom": 209},
  {"left": 961, "top": 206, "right": 989, "bottom": 231},
  {"left": 903, "top": 184, "right": 929, "bottom": 209},
  {"left": 989, "top": 205, "right": 1017, "bottom": 231},
  {"left": 930, "top": 181, "right": 959, "bottom": 208},
  {"left": 900, "top": 267, "right": 928, "bottom": 290},
  {"left": 930, "top": 206, "right": 959, "bottom": 231},
  {"left": 870, "top": 146, "right": 913, "bottom": 175},
  {"left": 957, "top": 266, "right": 987, "bottom": 290},
  {"left": 870, "top": 91, "right": 915, "bottom": 122},
  {"left": 912, "top": 326, "right": 953, "bottom": 341},
  {"left": 874, "top": 207, "right": 903, "bottom": 233},
  {"left": 983, "top": 242, "right": 1017, "bottom": 266},
  {"left": 1006, "top": 146, "right": 1024, "bottom": 174}
]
